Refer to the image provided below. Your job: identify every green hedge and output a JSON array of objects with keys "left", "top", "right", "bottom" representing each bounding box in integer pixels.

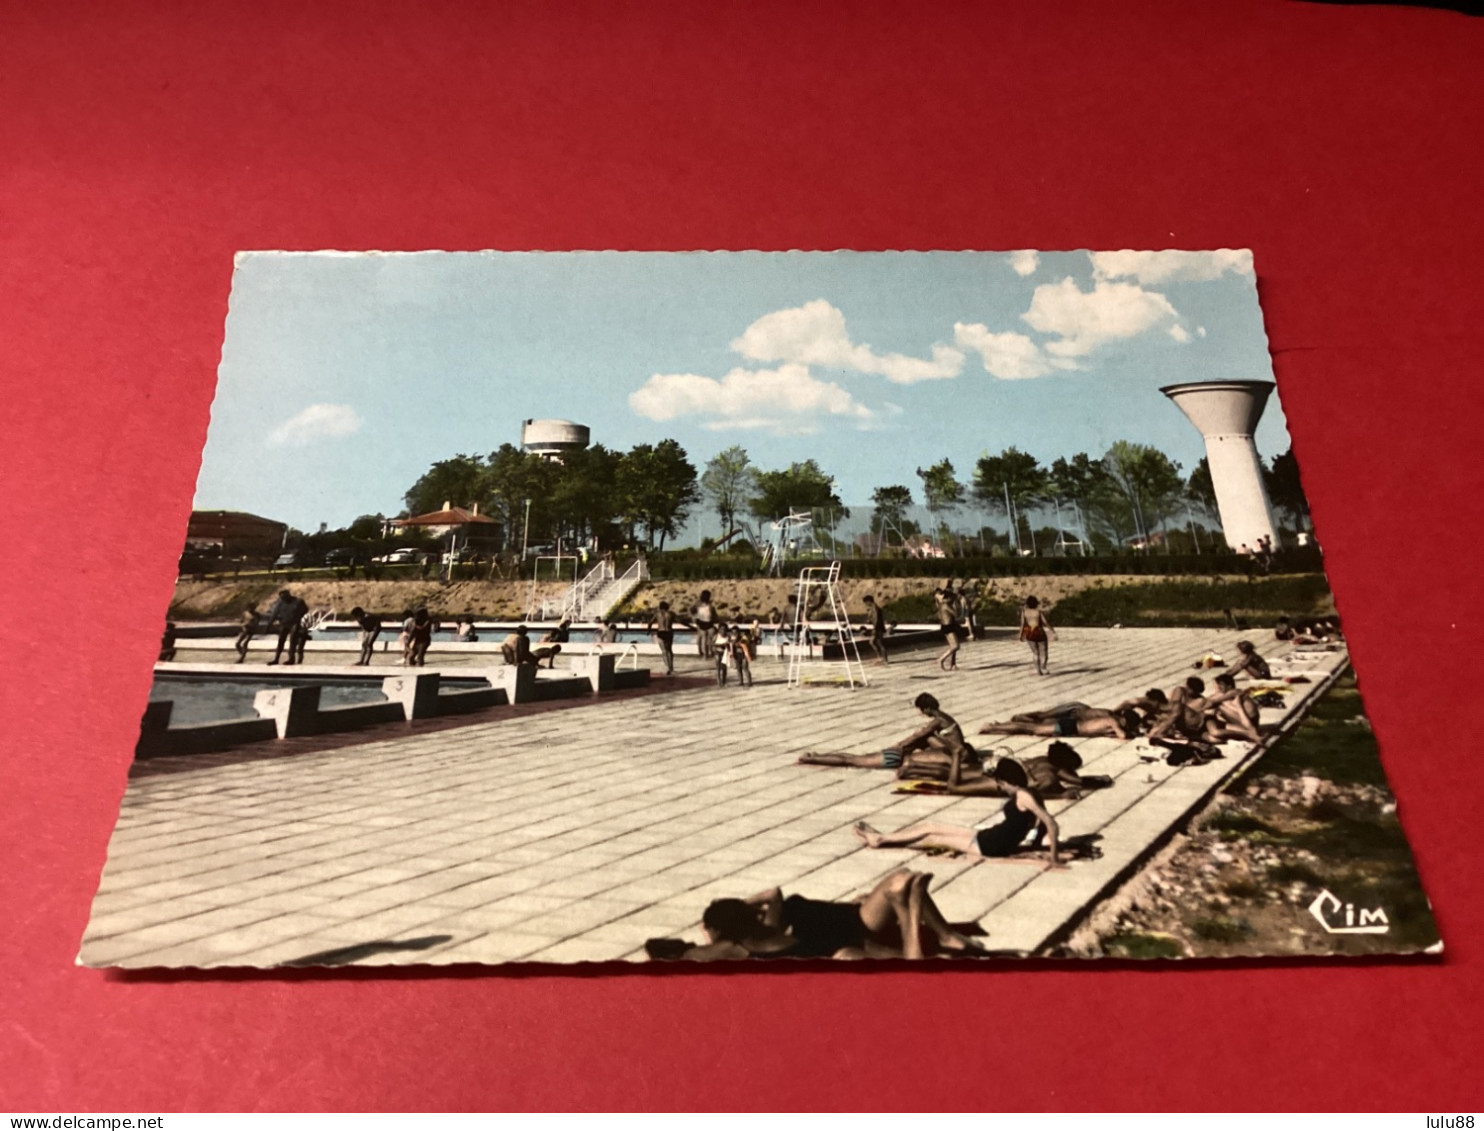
[
  {"left": 644, "top": 547, "right": 1323, "bottom": 583},
  {"left": 878, "top": 593, "right": 1021, "bottom": 625},
  {"left": 1049, "top": 575, "right": 1335, "bottom": 627}
]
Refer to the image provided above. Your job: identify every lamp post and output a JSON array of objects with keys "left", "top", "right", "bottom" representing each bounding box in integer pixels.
[{"left": 521, "top": 498, "right": 532, "bottom": 562}]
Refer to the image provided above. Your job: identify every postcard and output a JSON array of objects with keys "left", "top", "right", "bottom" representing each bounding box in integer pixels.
[{"left": 80, "top": 250, "right": 1439, "bottom": 968}]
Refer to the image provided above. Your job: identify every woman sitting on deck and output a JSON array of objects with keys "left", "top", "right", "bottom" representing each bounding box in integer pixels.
[
  {"left": 644, "top": 869, "right": 984, "bottom": 962},
  {"left": 855, "top": 758, "right": 1061, "bottom": 866}
]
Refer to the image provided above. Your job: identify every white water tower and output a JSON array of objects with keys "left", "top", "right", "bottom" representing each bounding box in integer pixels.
[
  {"left": 1161, "top": 380, "right": 1279, "bottom": 552},
  {"left": 520, "top": 418, "right": 590, "bottom": 461}
]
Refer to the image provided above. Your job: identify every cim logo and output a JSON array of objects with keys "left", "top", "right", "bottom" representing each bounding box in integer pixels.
[{"left": 1307, "top": 888, "right": 1389, "bottom": 935}]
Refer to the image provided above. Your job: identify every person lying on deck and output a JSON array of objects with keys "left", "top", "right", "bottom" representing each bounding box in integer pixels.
[
  {"left": 1000, "top": 691, "right": 1168, "bottom": 737},
  {"left": 643, "top": 869, "right": 984, "bottom": 961},
  {"left": 797, "top": 692, "right": 974, "bottom": 772},
  {"left": 910, "top": 741, "right": 1115, "bottom": 799},
  {"left": 978, "top": 704, "right": 1132, "bottom": 740},
  {"left": 855, "top": 758, "right": 1062, "bottom": 866}
]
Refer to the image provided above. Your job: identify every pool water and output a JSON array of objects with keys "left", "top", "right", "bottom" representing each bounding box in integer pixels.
[{"left": 149, "top": 673, "right": 488, "bottom": 726}]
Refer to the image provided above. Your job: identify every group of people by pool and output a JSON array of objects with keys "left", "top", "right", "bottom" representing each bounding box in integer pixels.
[{"left": 649, "top": 619, "right": 1310, "bottom": 963}]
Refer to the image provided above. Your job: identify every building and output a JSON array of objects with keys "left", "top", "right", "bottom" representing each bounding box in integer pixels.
[
  {"left": 185, "top": 510, "right": 288, "bottom": 559},
  {"left": 388, "top": 502, "right": 503, "bottom": 550},
  {"left": 520, "top": 418, "right": 589, "bottom": 461}
]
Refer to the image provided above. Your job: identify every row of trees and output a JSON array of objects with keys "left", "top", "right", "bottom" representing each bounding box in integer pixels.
[
  {"left": 868, "top": 444, "right": 1310, "bottom": 553},
  {"left": 404, "top": 441, "right": 702, "bottom": 553},
  {"left": 390, "top": 438, "right": 1310, "bottom": 558}
]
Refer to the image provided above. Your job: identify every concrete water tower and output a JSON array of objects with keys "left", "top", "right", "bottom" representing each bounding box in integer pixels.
[
  {"left": 1160, "top": 380, "right": 1279, "bottom": 552},
  {"left": 520, "top": 418, "right": 590, "bottom": 461}
]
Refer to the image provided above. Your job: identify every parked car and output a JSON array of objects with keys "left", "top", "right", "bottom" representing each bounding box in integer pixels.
[
  {"left": 373, "top": 547, "right": 421, "bottom": 564},
  {"left": 273, "top": 552, "right": 301, "bottom": 569},
  {"left": 324, "top": 547, "right": 359, "bottom": 567}
]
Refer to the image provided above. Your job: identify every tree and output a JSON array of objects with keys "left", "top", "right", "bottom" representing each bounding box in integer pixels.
[
  {"left": 1264, "top": 448, "right": 1311, "bottom": 531},
  {"left": 1186, "top": 457, "right": 1217, "bottom": 513},
  {"left": 481, "top": 443, "right": 559, "bottom": 552},
  {"left": 403, "top": 454, "right": 487, "bottom": 517},
  {"left": 700, "top": 446, "right": 758, "bottom": 538},
  {"left": 748, "top": 460, "right": 844, "bottom": 523},
  {"left": 914, "top": 460, "right": 963, "bottom": 549},
  {"left": 1102, "top": 441, "right": 1184, "bottom": 544},
  {"left": 972, "top": 448, "right": 1048, "bottom": 553},
  {"left": 616, "top": 439, "right": 700, "bottom": 550},
  {"left": 550, "top": 443, "right": 623, "bottom": 548},
  {"left": 869, "top": 485, "right": 914, "bottom": 545}
]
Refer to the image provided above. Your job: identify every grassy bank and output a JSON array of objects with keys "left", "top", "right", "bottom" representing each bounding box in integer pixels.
[
  {"left": 1095, "top": 673, "right": 1440, "bottom": 960},
  {"left": 168, "top": 570, "right": 1335, "bottom": 629}
]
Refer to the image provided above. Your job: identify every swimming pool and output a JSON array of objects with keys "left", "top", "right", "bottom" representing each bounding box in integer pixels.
[{"left": 149, "top": 672, "right": 491, "bottom": 726}]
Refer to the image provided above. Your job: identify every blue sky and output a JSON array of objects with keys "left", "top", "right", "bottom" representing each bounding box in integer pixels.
[{"left": 197, "top": 250, "right": 1287, "bottom": 536}]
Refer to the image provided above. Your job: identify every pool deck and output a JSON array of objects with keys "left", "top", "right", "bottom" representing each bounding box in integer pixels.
[{"left": 81, "top": 628, "right": 1348, "bottom": 968}]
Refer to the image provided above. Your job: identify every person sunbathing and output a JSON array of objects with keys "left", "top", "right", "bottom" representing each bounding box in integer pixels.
[
  {"left": 1003, "top": 692, "right": 1165, "bottom": 737},
  {"left": 909, "top": 742, "right": 1114, "bottom": 799},
  {"left": 855, "top": 758, "right": 1061, "bottom": 866},
  {"left": 643, "top": 869, "right": 984, "bottom": 962},
  {"left": 1203, "top": 673, "right": 1263, "bottom": 743},
  {"left": 979, "top": 705, "right": 1131, "bottom": 740},
  {"left": 1225, "top": 640, "right": 1272, "bottom": 681},
  {"left": 798, "top": 692, "right": 974, "bottom": 773},
  {"left": 1145, "top": 676, "right": 1210, "bottom": 742}
]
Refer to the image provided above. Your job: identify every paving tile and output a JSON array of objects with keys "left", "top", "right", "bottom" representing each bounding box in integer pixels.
[{"left": 85, "top": 632, "right": 1343, "bottom": 966}]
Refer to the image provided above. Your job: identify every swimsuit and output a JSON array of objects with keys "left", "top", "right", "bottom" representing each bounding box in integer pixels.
[
  {"left": 973, "top": 793, "right": 1040, "bottom": 857},
  {"left": 1053, "top": 713, "right": 1079, "bottom": 737},
  {"left": 780, "top": 896, "right": 867, "bottom": 958}
]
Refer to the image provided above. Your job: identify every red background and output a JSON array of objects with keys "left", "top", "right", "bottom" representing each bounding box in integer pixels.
[{"left": 3, "top": 0, "right": 1481, "bottom": 1111}]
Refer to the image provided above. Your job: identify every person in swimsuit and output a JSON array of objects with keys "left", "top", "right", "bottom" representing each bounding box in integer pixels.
[
  {"left": 860, "top": 594, "right": 889, "bottom": 665},
  {"left": 649, "top": 601, "right": 685, "bottom": 676},
  {"left": 406, "top": 607, "right": 433, "bottom": 666},
  {"left": 1226, "top": 640, "right": 1272, "bottom": 681},
  {"left": 454, "top": 615, "right": 478, "bottom": 643},
  {"left": 797, "top": 693, "right": 971, "bottom": 771},
  {"left": 1204, "top": 673, "right": 1263, "bottom": 743},
  {"left": 1002, "top": 692, "right": 1163, "bottom": 735},
  {"left": 1020, "top": 595, "right": 1054, "bottom": 676},
  {"left": 644, "top": 869, "right": 983, "bottom": 962},
  {"left": 978, "top": 707, "right": 1131, "bottom": 740},
  {"left": 726, "top": 625, "right": 753, "bottom": 687},
  {"left": 934, "top": 589, "right": 962, "bottom": 671},
  {"left": 264, "top": 588, "right": 308, "bottom": 666},
  {"left": 1146, "top": 676, "right": 1210, "bottom": 742},
  {"left": 693, "top": 590, "right": 717, "bottom": 659},
  {"left": 350, "top": 606, "right": 381, "bottom": 666},
  {"left": 921, "top": 742, "right": 1114, "bottom": 798},
  {"left": 854, "top": 758, "right": 1061, "bottom": 866},
  {"left": 501, "top": 625, "right": 538, "bottom": 667},
  {"left": 233, "top": 605, "right": 258, "bottom": 664}
]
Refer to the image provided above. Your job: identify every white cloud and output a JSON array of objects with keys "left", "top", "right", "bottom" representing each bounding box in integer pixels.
[
  {"left": 1022, "top": 277, "right": 1182, "bottom": 358},
  {"left": 1089, "top": 249, "right": 1253, "bottom": 285},
  {"left": 953, "top": 323, "right": 1061, "bottom": 380},
  {"left": 627, "top": 363, "right": 873, "bottom": 435},
  {"left": 1168, "top": 324, "right": 1191, "bottom": 343},
  {"left": 1008, "top": 250, "right": 1039, "bottom": 277},
  {"left": 731, "top": 299, "right": 963, "bottom": 384},
  {"left": 267, "top": 403, "right": 363, "bottom": 447}
]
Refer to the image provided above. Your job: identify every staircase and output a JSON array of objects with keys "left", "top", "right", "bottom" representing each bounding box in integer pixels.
[{"left": 530, "top": 557, "right": 650, "bottom": 622}]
